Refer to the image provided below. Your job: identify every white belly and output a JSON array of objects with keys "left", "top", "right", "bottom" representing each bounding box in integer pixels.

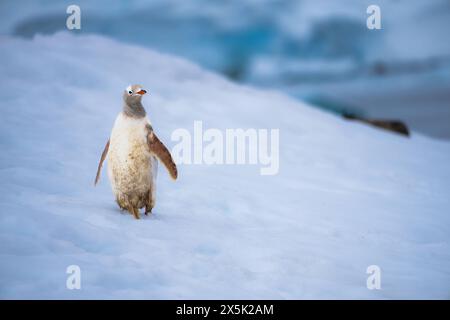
[{"left": 107, "top": 113, "right": 156, "bottom": 201}]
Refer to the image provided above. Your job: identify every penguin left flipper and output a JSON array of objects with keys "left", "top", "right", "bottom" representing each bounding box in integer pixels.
[
  {"left": 146, "top": 125, "right": 177, "bottom": 181},
  {"left": 94, "top": 139, "right": 110, "bottom": 185}
]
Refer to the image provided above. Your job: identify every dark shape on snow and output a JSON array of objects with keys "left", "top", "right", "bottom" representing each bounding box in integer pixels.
[{"left": 343, "top": 112, "right": 410, "bottom": 137}]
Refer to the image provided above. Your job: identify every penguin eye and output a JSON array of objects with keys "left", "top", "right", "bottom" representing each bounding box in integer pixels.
[{"left": 128, "top": 90, "right": 133, "bottom": 95}]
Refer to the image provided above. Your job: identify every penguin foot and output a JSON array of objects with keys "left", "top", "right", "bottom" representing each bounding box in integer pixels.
[
  {"left": 145, "top": 206, "right": 153, "bottom": 215},
  {"left": 129, "top": 206, "right": 140, "bottom": 219}
]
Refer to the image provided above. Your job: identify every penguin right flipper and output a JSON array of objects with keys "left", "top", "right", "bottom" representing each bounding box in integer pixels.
[
  {"left": 94, "top": 139, "right": 110, "bottom": 185},
  {"left": 146, "top": 126, "right": 177, "bottom": 180}
]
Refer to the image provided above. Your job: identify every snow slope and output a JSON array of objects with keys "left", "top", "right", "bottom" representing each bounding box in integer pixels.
[
  {"left": 0, "top": 33, "right": 449, "bottom": 299},
  {"left": 3, "top": 0, "right": 450, "bottom": 138}
]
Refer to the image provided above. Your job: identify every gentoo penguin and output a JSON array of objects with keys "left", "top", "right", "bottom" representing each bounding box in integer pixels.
[{"left": 94, "top": 84, "right": 177, "bottom": 219}]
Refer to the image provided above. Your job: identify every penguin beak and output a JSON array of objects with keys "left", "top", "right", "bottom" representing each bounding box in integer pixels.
[{"left": 136, "top": 89, "right": 147, "bottom": 95}]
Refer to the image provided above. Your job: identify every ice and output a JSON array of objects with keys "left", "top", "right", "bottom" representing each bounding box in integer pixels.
[{"left": 0, "top": 33, "right": 449, "bottom": 299}]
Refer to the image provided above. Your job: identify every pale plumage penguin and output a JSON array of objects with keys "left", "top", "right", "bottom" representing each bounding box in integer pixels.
[{"left": 94, "top": 84, "right": 177, "bottom": 219}]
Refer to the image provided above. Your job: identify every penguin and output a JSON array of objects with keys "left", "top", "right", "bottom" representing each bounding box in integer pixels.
[{"left": 94, "top": 84, "right": 177, "bottom": 219}]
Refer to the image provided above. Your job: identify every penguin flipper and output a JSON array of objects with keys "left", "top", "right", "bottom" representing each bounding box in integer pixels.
[
  {"left": 94, "top": 139, "right": 110, "bottom": 185},
  {"left": 146, "top": 125, "right": 177, "bottom": 180}
]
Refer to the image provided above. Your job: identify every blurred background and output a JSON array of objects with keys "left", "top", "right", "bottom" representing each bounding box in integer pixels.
[{"left": 1, "top": 0, "right": 449, "bottom": 139}]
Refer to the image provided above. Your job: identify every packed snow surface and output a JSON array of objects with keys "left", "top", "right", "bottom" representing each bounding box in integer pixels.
[
  {"left": 3, "top": 0, "right": 450, "bottom": 138},
  {"left": 0, "top": 33, "right": 449, "bottom": 299}
]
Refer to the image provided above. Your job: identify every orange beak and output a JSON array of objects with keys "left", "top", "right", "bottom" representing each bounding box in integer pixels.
[{"left": 137, "top": 89, "right": 147, "bottom": 95}]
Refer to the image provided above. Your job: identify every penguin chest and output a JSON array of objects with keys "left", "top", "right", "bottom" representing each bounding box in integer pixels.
[{"left": 107, "top": 114, "right": 154, "bottom": 196}]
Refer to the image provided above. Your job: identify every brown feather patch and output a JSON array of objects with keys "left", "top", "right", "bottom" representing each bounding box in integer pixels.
[
  {"left": 146, "top": 125, "right": 178, "bottom": 180},
  {"left": 94, "top": 139, "right": 110, "bottom": 185}
]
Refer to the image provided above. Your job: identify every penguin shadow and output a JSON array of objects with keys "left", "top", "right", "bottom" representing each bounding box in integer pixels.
[{"left": 115, "top": 206, "right": 162, "bottom": 221}]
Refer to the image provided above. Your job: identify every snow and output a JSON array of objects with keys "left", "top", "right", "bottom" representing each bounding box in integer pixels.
[
  {"left": 4, "top": 0, "right": 450, "bottom": 74},
  {"left": 2, "top": 0, "right": 450, "bottom": 138},
  {"left": 0, "top": 32, "right": 450, "bottom": 299}
]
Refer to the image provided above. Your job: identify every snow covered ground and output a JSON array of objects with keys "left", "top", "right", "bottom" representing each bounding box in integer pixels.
[
  {"left": 0, "top": 33, "right": 449, "bottom": 299},
  {"left": 2, "top": 0, "right": 450, "bottom": 138}
]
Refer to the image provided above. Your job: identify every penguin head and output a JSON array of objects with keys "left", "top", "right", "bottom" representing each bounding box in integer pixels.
[{"left": 123, "top": 84, "right": 147, "bottom": 105}]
